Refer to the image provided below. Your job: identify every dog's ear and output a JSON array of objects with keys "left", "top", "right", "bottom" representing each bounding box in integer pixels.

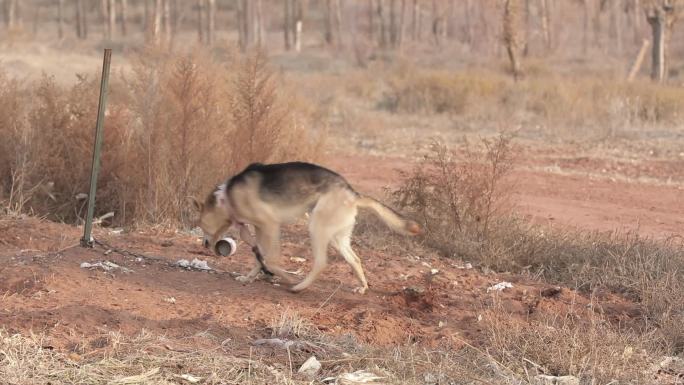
[{"left": 187, "top": 196, "right": 203, "bottom": 212}]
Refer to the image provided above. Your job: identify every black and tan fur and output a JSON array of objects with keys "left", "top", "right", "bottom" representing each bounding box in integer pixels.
[{"left": 189, "top": 162, "right": 421, "bottom": 294}]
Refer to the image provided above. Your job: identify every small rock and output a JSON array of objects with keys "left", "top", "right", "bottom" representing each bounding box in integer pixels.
[
  {"left": 487, "top": 281, "right": 513, "bottom": 292},
  {"left": 424, "top": 372, "right": 439, "bottom": 384},
  {"left": 541, "top": 286, "right": 562, "bottom": 298},
  {"left": 297, "top": 355, "right": 321, "bottom": 377},
  {"left": 163, "top": 296, "right": 176, "bottom": 304},
  {"left": 290, "top": 257, "right": 306, "bottom": 263},
  {"left": 534, "top": 375, "right": 579, "bottom": 385},
  {"left": 430, "top": 268, "right": 439, "bottom": 275},
  {"left": 161, "top": 240, "right": 173, "bottom": 247}
]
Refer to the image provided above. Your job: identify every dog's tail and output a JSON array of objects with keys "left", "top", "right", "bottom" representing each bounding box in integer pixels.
[{"left": 356, "top": 196, "right": 422, "bottom": 236}]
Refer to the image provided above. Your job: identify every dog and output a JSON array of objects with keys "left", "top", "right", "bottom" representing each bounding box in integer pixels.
[{"left": 189, "top": 162, "right": 421, "bottom": 294}]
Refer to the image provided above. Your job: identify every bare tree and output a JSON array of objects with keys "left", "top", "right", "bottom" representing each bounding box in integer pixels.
[
  {"left": 633, "top": 0, "right": 643, "bottom": 41},
  {"left": 120, "top": 0, "right": 128, "bottom": 36},
  {"left": 108, "top": 0, "right": 116, "bottom": 40},
  {"left": 255, "top": 0, "right": 264, "bottom": 46},
  {"left": 153, "top": 0, "right": 162, "bottom": 44},
  {"left": 75, "top": 0, "right": 88, "bottom": 39},
  {"left": 197, "top": 0, "right": 204, "bottom": 43},
  {"left": 208, "top": 0, "right": 216, "bottom": 45},
  {"left": 369, "top": 0, "right": 376, "bottom": 41},
  {"left": 645, "top": 0, "right": 679, "bottom": 82},
  {"left": 377, "top": 0, "right": 387, "bottom": 47},
  {"left": 504, "top": 0, "right": 524, "bottom": 79},
  {"left": 463, "top": 0, "right": 473, "bottom": 45},
  {"left": 163, "top": 0, "right": 171, "bottom": 46},
  {"left": 609, "top": 0, "right": 624, "bottom": 54},
  {"left": 237, "top": 0, "right": 255, "bottom": 51},
  {"left": 293, "top": 0, "right": 305, "bottom": 52},
  {"left": 5, "top": 0, "right": 18, "bottom": 29},
  {"left": 539, "top": 0, "right": 551, "bottom": 51},
  {"left": 284, "top": 0, "right": 293, "bottom": 49},
  {"left": 411, "top": 0, "right": 419, "bottom": 41},
  {"left": 57, "top": 0, "right": 65, "bottom": 38}
]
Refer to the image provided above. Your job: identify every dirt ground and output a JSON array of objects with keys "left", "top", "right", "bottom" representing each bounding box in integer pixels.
[{"left": 2, "top": 145, "right": 679, "bottom": 355}]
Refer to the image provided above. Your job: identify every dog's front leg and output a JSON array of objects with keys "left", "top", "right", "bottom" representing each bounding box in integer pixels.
[{"left": 235, "top": 224, "right": 273, "bottom": 283}]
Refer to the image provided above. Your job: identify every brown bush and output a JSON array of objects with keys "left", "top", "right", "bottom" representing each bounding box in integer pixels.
[
  {"left": 0, "top": 48, "right": 321, "bottom": 227},
  {"left": 392, "top": 133, "right": 516, "bottom": 259}
]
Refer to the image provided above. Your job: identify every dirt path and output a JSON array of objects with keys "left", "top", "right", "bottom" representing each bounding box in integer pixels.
[{"left": 323, "top": 154, "right": 684, "bottom": 238}]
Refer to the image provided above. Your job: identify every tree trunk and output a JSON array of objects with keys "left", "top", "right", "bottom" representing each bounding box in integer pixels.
[
  {"left": 503, "top": 0, "right": 523, "bottom": 80},
  {"left": 389, "top": 0, "right": 397, "bottom": 46},
  {"left": 539, "top": 0, "right": 551, "bottom": 52},
  {"left": 163, "top": 0, "right": 171, "bottom": 46},
  {"left": 649, "top": 12, "right": 665, "bottom": 82},
  {"left": 284, "top": 0, "right": 292, "bottom": 49},
  {"left": 255, "top": 0, "right": 264, "bottom": 47},
  {"left": 7, "top": 0, "right": 17, "bottom": 29},
  {"left": 57, "top": 0, "right": 64, "bottom": 38},
  {"left": 633, "top": 0, "right": 642, "bottom": 43},
  {"left": 378, "top": 0, "right": 387, "bottom": 48},
  {"left": 610, "top": 0, "right": 623, "bottom": 55},
  {"left": 646, "top": 4, "right": 676, "bottom": 84},
  {"left": 464, "top": 0, "right": 473, "bottom": 45},
  {"left": 197, "top": 0, "right": 204, "bottom": 43},
  {"left": 293, "top": 0, "right": 304, "bottom": 52},
  {"left": 153, "top": 0, "right": 162, "bottom": 44},
  {"left": 411, "top": 0, "right": 419, "bottom": 41},
  {"left": 369, "top": 0, "right": 375, "bottom": 42},
  {"left": 593, "top": 0, "right": 602, "bottom": 47},
  {"left": 627, "top": 38, "right": 649, "bottom": 82},
  {"left": 207, "top": 0, "right": 216, "bottom": 45},
  {"left": 75, "top": 0, "right": 87, "bottom": 39},
  {"left": 397, "top": 0, "right": 406, "bottom": 48},
  {"left": 325, "top": 0, "right": 334, "bottom": 45},
  {"left": 108, "top": 0, "right": 116, "bottom": 40},
  {"left": 143, "top": 0, "right": 149, "bottom": 33},
  {"left": 120, "top": 0, "right": 128, "bottom": 36},
  {"left": 334, "top": 0, "right": 343, "bottom": 47},
  {"left": 581, "top": 0, "right": 589, "bottom": 54}
]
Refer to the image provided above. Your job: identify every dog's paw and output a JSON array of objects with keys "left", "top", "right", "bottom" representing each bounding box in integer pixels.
[
  {"left": 235, "top": 275, "right": 256, "bottom": 283},
  {"left": 352, "top": 286, "right": 368, "bottom": 295}
]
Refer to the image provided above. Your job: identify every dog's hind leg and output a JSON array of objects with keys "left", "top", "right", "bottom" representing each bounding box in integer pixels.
[
  {"left": 332, "top": 225, "right": 368, "bottom": 294},
  {"left": 291, "top": 190, "right": 356, "bottom": 293},
  {"left": 289, "top": 218, "right": 333, "bottom": 293}
]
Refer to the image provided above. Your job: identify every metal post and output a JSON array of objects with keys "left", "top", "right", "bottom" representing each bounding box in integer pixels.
[{"left": 81, "top": 48, "right": 112, "bottom": 247}]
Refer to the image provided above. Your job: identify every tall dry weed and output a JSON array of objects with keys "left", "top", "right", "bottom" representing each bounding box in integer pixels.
[
  {"left": 0, "top": 48, "right": 322, "bottom": 227},
  {"left": 392, "top": 133, "right": 516, "bottom": 258}
]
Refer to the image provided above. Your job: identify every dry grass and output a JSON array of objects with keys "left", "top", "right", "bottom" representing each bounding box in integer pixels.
[
  {"left": 483, "top": 308, "right": 661, "bottom": 384},
  {"left": 393, "top": 138, "right": 684, "bottom": 357},
  {"left": 0, "top": 48, "right": 322, "bottom": 227},
  {"left": 376, "top": 65, "right": 684, "bottom": 137}
]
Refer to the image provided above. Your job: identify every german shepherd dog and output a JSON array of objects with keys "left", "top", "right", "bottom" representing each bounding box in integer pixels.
[{"left": 189, "top": 162, "right": 421, "bottom": 294}]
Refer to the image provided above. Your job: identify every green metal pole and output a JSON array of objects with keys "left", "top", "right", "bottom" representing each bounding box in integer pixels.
[{"left": 81, "top": 48, "right": 112, "bottom": 247}]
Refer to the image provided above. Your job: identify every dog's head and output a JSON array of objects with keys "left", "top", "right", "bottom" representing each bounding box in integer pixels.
[{"left": 188, "top": 184, "right": 233, "bottom": 253}]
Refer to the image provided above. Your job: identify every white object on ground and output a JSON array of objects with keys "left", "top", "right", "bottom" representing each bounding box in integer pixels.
[
  {"left": 430, "top": 268, "right": 439, "bottom": 275},
  {"left": 80, "top": 261, "right": 132, "bottom": 273},
  {"left": 174, "top": 373, "right": 203, "bottom": 383},
  {"left": 487, "top": 281, "right": 513, "bottom": 292},
  {"left": 298, "top": 356, "right": 321, "bottom": 377},
  {"left": 322, "top": 370, "right": 385, "bottom": 384},
  {"left": 176, "top": 258, "right": 212, "bottom": 271},
  {"left": 533, "top": 375, "right": 579, "bottom": 385}
]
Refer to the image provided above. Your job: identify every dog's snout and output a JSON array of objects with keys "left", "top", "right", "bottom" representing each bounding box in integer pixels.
[{"left": 203, "top": 239, "right": 210, "bottom": 248}]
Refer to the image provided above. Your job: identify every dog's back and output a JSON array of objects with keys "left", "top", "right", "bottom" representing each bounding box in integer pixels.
[{"left": 227, "top": 162, "right": 355, "bottom": 206}]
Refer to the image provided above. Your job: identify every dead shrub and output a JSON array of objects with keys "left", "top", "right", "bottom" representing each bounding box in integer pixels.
[
  {"left": 0, "top": 48, "right": 321, "bottom": 227},
  {"left": 382, "top": 69, "right": 504, "bottom": 115},
  {"left": 392, "top": 133, "right": 516, "bottom": 259}
]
